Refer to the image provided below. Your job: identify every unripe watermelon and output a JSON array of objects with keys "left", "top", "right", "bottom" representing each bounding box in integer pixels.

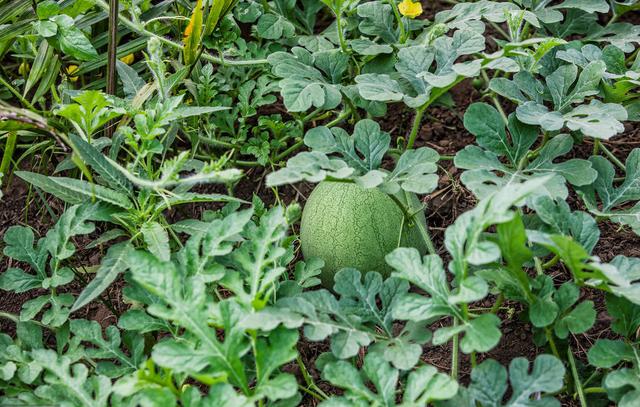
[{"left": 300, "top": 181, "right": 428, "bottom": 286}]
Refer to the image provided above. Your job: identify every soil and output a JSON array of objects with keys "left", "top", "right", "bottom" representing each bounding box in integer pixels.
[{"left": 2, "top": 2, "right": 640, "bottom": 406}]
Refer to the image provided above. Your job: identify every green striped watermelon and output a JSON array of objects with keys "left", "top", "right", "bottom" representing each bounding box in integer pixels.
[{"left": 300, "top": 181, "right": 428, "bottom": 287}]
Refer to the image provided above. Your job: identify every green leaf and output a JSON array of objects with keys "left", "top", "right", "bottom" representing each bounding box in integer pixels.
[
  {"left": 357, "top": 2, "right": 398, "bottom": 44},
  {"left": 0, "top": 268, "right": 42, "bottom": 293},
  {"left": 531, "top": 196, "right": 600, "bottom": 253},
  {"left": 464, "top": 104, "right": 537, "bottom": 164},
  {"left": 24, "top": 40, "right": 54, "bottom": 96},
  {"left": 387, "top": 248, "right": 498, "bottom": 353},
  {"left": 446, "top": 176, "right": 553, "bottom": 279},
  {"left": 51, "top": 15, "right": 98, "bottom": 61},
  {"left": 322, "top": 358, "right": 377, "bottom": 403},
  {"left": 356, "top": 30, "right": 486, "bottom": 108},
  {"left": 456, "top": 133, "right": 596, "bottom": 200},
  {"left": 20, "top": 295, "right": 50, "bottom": 322},
  {"left": 45, "top": 204, "right": 101, "bottom": 261},
  {"left": 129, "top": 243, "right": 252, "bottom": 391},
  {"left": 30, "top": 349, "right": 113, "bottom": 405},
  {"left": 460, "top": 314, "right": 501, "bottom": 353},
  {"left": 55, "top": 91, "right": 125, "bottom": 139},
  {"left": 382, "top": 148, "right": 440, "bottom": 194},
  {"left": 606, "top": 294, "right": 640, "bottom": 338},
  {"left": 320, "top": 348, "right": 456, "bottom": 406},
  {"left": 447, "top": 355, "right": 565, "bottom": 407},
  {"left": 491, "top": 62, "right": 627, "bottom": 139},
  {"left": 355, "top": 74, "right": 404, "bottom": 102},
  {"left": 580, "top": 150, "right": 640, "bottom": 231},
  {"left": 588, "top": 339, "right": 634, "bottom": 368},
  {"left": 554, "top": 299, "right": 595, "bottom": 339},
  {"left": 115, "top": 60, "right": 145, "bottom": 99},
  {"left": 588, "top": 22, "right": 640, "bottom": 53},
  {"left": 70, "top": 319, "right": 141, "bottom": 377},
  {"left": 268, "top": 48, "right": 343, "bottom": 112},
  {"left": 72, "top": 242, "right": 133, "bottom": 312},
  {"left": 597, "top": 256, "right": 640, "bottom": 306},
  {"left": 350, "top": 39, "right": 393, "bottom": 56},
  {"left": 36, "top": 1, "right": 59, "bottom": 19},
  {"left": 402, "top": 364, "right": 459, "bottom": 404},
  {"left": 253, "top": 327, "right": 298, "bottom": 401},
  {"left": 16, "top": 171, "right": 134, "bottom": 209},
  {"left": 551, "top": 0, "right": 609, "bottom": 13},
  {"left": 2, "top": 226, "right": 46, "bottom": 274},
  {"left": 118, "top": 309, "right": 169, "bottom": 334},
  {"left": 68, "top": 134, "right": 132, "bottom": 194},
  {"left": 141, "top": 222, "right": 170, "bottom": 262},
  {"left": 256, "top": 13, "right": 295, "bottom": 40},
  {"left": 222, "top": 206, "right": 290, "bottom": 307},
  {"left": 305, "top": 120, "right": 390, "bottom": 173}
]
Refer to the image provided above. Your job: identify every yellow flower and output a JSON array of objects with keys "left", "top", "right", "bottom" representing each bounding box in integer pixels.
[
  {"left": 398, "top": 0, "right": 422, "bottom": 19},
  {"left": 66, "top": 65, "right": 79, "bottom": 82},
  {"left": 120, "top": 53, "right": 135, "bottom": 65},
  {"left": 18, "top": 61, "right": 30, "bottom": 76}
]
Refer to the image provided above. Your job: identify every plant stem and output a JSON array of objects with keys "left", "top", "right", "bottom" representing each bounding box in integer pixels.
[
  {"left": 406, "top": 107, "right": 426, "bottom": 150},
  {"left": 273, "top": 140, "right": 304, "bottom": 163},
  {"left": 583, "top": 387, "right": 606, "bottom": 394},
  {"left": 568, "top": 346, "right": 588, "bottom": 407},
  {"left": 0, "top": 75, "right": 36, "bottom": 110},
  {"left": 492, "top": 96, "right": 508, "bottom": 124},
  {"left": 92, "top": 0, "right": 268, "bottom": 66},
  {"left": 542, "top": 255, "right": 559, "bottom": 269},
  {"left": 1, "top": 132, "right": 18, "bottom": 180},
  {"left": 335, "top": 12, "right": 348, "bottom": 53},
  {"left": 106, "top": 0, "right": 119, "bottom": 137},
  {"left": 197, "top": 134, "right": 241, "bottom": 149},
  {"left": 599, "top": 142, "right": 626, "bottom": 172},
  {"left": 387, "top": 0, "right": 407, "bottom": 43},
  {"left": 545, "top": 327, "right": 561, "bottom": 359},
  {"left": 325, "top": 109, "right": 351, "bottom": 128},
  {"left": 488, "top": 21, "right": 510, "bottom": 40},
  {"left": 451, "top": 318, "right": 460, "bottom": 379},
  {"left": 302, "top": 108, "right": 323, "bottom": 123},
  {"left": 0, "top": 311, "right": 53, "bottom": 330},
  {"left": 298, "top": 385, "right": 325, "bottom": 400},
  {"left": 415, "top": 218, "right": 437, "bottom": 255},
  {"left": 388, "top": 193, "right": 436, "bottom": 255},
  {"left": 489, "top": 293, "right": 504, "bottom": 314},
  {"left": 534, "top": 257, "right": 544, "bottom": 276},
  {"left": 297, "top": 356, "right": 329, "bottom": 400}
]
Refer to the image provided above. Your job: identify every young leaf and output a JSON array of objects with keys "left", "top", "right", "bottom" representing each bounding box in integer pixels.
[
  {"left": 444, "top": 355, "right": 565, "bottom": 407},
  {"left": 579, "top": 149, "right": 640, "bottom": 234},
  {"left": 456, "top": 128, "right": 596, "bottom": 200},
  {"left": 68, "top": 134, "right": 132, "bottom": 194},
  {"left": 72, "top": 242, "right": 133, "bottom": 312},
  {"left": 531, "top": 196, "right": 600, "bottom": 254},
  {"left": 115, "top": 60, "right": 145, "bottom": 99},
  {"left": 141, "top": 222, "right": 170, "bottom": 262}
]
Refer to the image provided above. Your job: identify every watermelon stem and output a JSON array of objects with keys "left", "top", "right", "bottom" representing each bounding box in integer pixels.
[
  {"left": 388, "top": 193, "right": 436, "bottom": 255},
  {"left": 405, "top": 106, "right": 426, "bottom": 150},
  {"left": 451, "top": 318, "right": 460, "bottom": 379}
]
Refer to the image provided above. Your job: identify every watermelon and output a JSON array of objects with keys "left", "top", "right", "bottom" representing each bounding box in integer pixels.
[{"left": 300, "top": 181, "right": 428, "bottom": 286}]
